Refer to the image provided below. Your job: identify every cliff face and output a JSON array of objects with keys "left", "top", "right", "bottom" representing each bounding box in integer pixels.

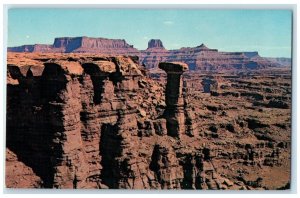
[
  {"left": 6, "top": 53, "right": 172, "bottom": 189},
  {"left": 8, "top": 37, "right": 282, "bottom": 71},
  {"left": 6, "top": 53, "right": 291, "bottom": 189}
]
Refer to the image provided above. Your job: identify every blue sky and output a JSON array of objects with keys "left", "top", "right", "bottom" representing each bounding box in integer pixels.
[{"left": 8, "top": 9, "right": 292, "bottom": 57}]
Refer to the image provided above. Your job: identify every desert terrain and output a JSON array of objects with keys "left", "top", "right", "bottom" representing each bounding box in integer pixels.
[{"left": 6, "top": 37, "right": 291, "bottom": 189}]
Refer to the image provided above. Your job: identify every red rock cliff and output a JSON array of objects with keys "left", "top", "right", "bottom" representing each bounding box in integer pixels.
[{"left": 6, "top": 53, "right": 291, "bottom": 189}]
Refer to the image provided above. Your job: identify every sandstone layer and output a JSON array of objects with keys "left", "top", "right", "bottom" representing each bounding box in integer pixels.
[{"left": 6, "top": 52, "right": 291, "bottom": 190}]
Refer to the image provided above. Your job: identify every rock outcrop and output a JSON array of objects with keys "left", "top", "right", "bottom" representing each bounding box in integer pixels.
[
  {"left": 6, "top": 53, "right": 185, "bottom": 189},
  {"left": 159, "top": 62, "right": 188, "bottom": 138},
  {"left": 6, "top": 53, "right": 291, "bottom": 190},
  {"left": 8, "top": 37, "right": 282, "bottom": 71},
  {"left": 147, "top": 39, "right": 165, "bottom": 49}
]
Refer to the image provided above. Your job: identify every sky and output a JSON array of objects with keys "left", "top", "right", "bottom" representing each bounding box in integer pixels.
[{"left": 8, "top": 9, "right": 292, "bottom": 58}]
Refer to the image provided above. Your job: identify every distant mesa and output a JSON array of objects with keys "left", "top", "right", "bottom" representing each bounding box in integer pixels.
[
  {"left": 7, "top": 36, "right": 290, "bottom": 70},
  {"left": 147, "top": 39, "right": 165, "bottom": 49},
  {"left": 8, "top": 36, "right": 139, "bottom": 54}
]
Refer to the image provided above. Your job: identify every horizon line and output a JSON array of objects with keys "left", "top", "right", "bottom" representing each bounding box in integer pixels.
[{"left": 7, "top": 35, "right": 291, "bottom": 58}]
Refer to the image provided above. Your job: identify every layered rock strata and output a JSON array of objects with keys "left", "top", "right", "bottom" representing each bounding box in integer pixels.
[
  {"left": 8, "top": 37, "right": 285, "bottom": 70},
  {"left": 6, "top": 54, "right": 190, "bottom": 189},
  {"left": 159, "top": 62, "right": 188, "bottom": 138},
  {"left": 6, "top": 53, "right": 291, "bottom": 190}
]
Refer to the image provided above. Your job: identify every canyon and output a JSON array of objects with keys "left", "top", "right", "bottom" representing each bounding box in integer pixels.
[{"left": 6, "top": 52, "right": 291, "bottom": 190}]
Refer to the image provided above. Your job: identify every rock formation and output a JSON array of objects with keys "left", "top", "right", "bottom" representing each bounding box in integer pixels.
[
  {"left": 147, "top": 39, "right": 165, "bottom": 49},
  {"left": 6, "top": 52, "right": 291, "bottom": 190},
  {"left": 9, "top": 37, "right": 140, "bottom": 54},
  {"left": 7, "top": 36, "right": 284, "bottom": 71},
  {"left": 159, "top": 62, "right": 188, "bottom": 138}
]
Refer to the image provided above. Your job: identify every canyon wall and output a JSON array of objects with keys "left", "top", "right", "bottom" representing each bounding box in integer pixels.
[
  {"left": 7, "top": 53, "right": 189, "bottom": 189},
  {"left": 6, "top": 53, "right": 291, "bottom": 189}
]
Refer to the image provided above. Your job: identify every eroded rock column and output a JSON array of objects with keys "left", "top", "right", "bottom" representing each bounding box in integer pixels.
[
  {"left": 159, "top": 62, "right": 188, "bottom": 138},
  {"left": 44, "top": 61, "right": 90, "bottom": 188}
]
